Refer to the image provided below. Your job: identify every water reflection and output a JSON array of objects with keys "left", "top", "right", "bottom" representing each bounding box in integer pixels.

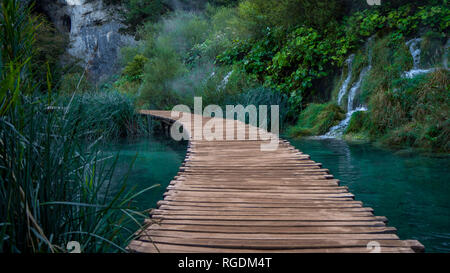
[
  {"left": 105, "top": 135, "right": 187, "bottom": 211},
  {"left": 289, "top": 137, "right": 450, "bottom": 253}
]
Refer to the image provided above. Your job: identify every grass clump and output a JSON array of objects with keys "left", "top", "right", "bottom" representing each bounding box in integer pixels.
[
  {"left": 346, "top": 111, "right": 371, "bottom": 134},
  {"left": 0, "top": 95, "right": 151, "bottom": 253},
  {"left": 287, "top": 103, "right": 345, "bottom": 137},
  {"left": 0, "top": 0, "right": 150, "bottom": 253},
  {"left": 378, "top": 70, "right": 449, "bottom": 151},
  {"left": 59, "top": 91, "right": 144, "bottom": 140}
]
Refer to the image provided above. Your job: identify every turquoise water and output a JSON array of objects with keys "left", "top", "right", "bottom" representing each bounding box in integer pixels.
[
  {"left": 106, "top": 135, "right": 187, "bottom": 211},
  {"left": 288, "top": 137, "right": 450, "bottom": 253}
]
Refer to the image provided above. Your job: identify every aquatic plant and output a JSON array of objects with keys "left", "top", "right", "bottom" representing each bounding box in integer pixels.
[{"left": 0, "top": 0, "right": 150, "bottom": 253}]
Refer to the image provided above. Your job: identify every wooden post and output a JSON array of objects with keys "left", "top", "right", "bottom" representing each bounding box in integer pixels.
[{"left": 147, "top": 115, "right": 153, "bottom": 135}]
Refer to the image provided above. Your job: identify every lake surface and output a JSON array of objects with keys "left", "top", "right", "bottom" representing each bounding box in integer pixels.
[
  {"left": 106, "top": 134, "right": 449, "bottom": 253},
  {"left": 106, "top": 135, "right": 187, "bottom": 211},
  {"left": 289, "top": 137, "right": 450, "bottom": 253}
]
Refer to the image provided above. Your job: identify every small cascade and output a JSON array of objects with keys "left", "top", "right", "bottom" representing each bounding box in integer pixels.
[
  {"left": 218, "top": 71, "right": 233, "bottom": 90},
  {"left": 321, "top": 39, "right": 373, "bottom": 138},
  {"left": 403, "top": 38, "right": 435, "bottom": 78},
  {"left": 347, "top": 63, "right": 371, "bottom": 112},
  {"left": 408, "top": 38, "right": 422, "bottom": 68},
  {"left": 443, "top": 39, "right": 450, "bottom": 70},
  {"left": 337, "top": 54, "right": 355, "bottom": 106},
  {"left": 320, "top": 106, "right": 368, "bottom": 138}
]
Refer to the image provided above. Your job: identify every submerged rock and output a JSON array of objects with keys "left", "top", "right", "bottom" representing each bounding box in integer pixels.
[{"left": 38, "top": 0, "right": 135, "bottom": 82}]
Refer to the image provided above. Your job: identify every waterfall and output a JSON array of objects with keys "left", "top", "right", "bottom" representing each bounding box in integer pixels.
[
  {"left": 321, "top": 106, "right": 368, "bottom": 138},
  {"left": 347, "top": 62, "right": 371, "bottom": 112},
  {"left": 408, "top": 38, "right": 422, "bottom": 69},
  {"left": 320, "top": 39, "right": 374, "bottom": 138},
  {"left": 403, "top": 38, "right": 435, "bottom": 78},
  {"left": 218, "top": 71, "right": 233, "bottom": 90},
  {"left": 319, "top": 37, "right": 448, "bottom": 139},
  {"left": 337, "top": 54, "right": 355, "bottom": 106},
  {"left": 443, "top": 39, "right": 450, "bottom": 70}
]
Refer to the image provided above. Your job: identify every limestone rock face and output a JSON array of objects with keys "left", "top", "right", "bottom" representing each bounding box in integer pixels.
[{"left": 39, "top": 0, "right": 135, "bottom": 81}]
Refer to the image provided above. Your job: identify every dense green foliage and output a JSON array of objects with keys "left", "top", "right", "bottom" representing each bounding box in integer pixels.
[
  {"left": 216, "top": 2, "right": 448, "bottom": 111},
  {"left": 121, "top": 0, "right": 169, "bottom": 33}
]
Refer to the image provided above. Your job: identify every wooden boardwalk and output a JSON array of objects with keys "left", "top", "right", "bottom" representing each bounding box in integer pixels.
[{"left": 128, "top": 110, "right": 424, "bottom": 253}]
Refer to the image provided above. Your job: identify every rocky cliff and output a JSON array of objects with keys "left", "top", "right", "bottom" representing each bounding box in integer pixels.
[{"left": 38, "top": 0, "right": 135, "bottom": 81}]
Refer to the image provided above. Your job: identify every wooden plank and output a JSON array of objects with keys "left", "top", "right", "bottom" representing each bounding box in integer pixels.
[
  {"left": 128, "top": 240, "right": 415, "bottom": 253},
  {"left": 150, "top": 214, "right": 381, "bottom": 222},
  {"left": 163, "top": 196, "right": 356, "bottom": 203},
  {"left": 158, "top": 205, "right": 374, "bottom": 212},
  {"left": 150, "top": 209, "right": 374, "bottom": 217},
  {"left": 147, "top": 224, "right": 396, "bottom": 234},
  {"left": 157, "top": 200, "right": 365, "bottom": 209},
  {"left": 147, "top": 219, "right": 389, "bottom": 227},
  {"left": 143, "top": 230, "right": 400, "bottom": 240},
  {"left": 137, "top": 236, "right": 417, "bottom": 250}
]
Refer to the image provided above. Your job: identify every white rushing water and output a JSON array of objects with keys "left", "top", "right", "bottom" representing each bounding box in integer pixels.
[
  {"left": 337, "top": 54, "right": 355, "bottom": 106},
  {"left": 321, "top": 39, "right": 373, "bottom": 138},
  {"left": 347, "top": 64, "right": 371, "bottom": 112},
  {"left": 403, "top": 38, "right": 435, "bottom": 78},
  {"left": 443, "top": 39, "right": 450, "bottom": 70},
  {"left": 320, "top": 106, "right": 368, "bottom": 139},
  {"left": 402, "top": 38, "right": 450, "bottom": 78},
  {"left": 218, "top": 71, "right": 233, "bottom": 90}
]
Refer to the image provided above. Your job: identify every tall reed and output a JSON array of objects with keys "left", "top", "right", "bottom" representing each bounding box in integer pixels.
[{"left": 0, "top": 0, "right": 151, "bottom": 253}]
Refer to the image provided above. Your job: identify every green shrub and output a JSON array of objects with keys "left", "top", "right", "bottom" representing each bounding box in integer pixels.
[
  {"left": 234, "top": 0, "right": 343, "bottom": 38},
  {"left": 345, "top": 110, "right": 371, "bottom": 134},
  {"left": 225, "top": 86, "right": 290, "bottom": 130},
  {"left": 215, "top": 2, "right": 448, "bottom": 113},
  {"left": 420, "top": 31, "right": 448, "bottom": 68},
  {"left": 122, "top": 54, "right": 148, "bottom": 80},
  {"left": 287, "top": 103, "right": 345, "bottom": 137},
  {"left": 0, "top": 0, "right": 36, "bottom": 101},
  {"left": 267, "top": 27, "right": 335, "bottom": 96},
  {"left": 353, "top": 68, "right": 449, "bottom": 152},
  {"left": 138, "top": 44, "right": 186, "bottom": 109},
  {"left": 122, "top": 0, "right": 168, "bottom": 32}
]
